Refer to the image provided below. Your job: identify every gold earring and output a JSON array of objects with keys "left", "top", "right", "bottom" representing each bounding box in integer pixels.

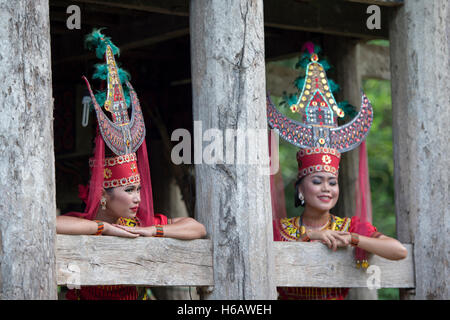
[{"left": 100, "top": 197, "right": 107, "bottom": 210}]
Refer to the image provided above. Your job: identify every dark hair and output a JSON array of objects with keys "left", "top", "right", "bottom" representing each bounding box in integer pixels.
[
  {"left": 104, "top": 187, "right": 115, "bottom": 199},
  {"left": 294, "top": 177, "right": 304, "bottom": 208},
  {"left": 104, "top": 187, "right": 114, "bottom": 194}
]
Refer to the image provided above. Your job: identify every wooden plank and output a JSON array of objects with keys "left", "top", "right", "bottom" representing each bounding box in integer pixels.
[
  {"left": 56, "top": 235, "right": 414, "bottom": 289},
  {"left": 56, "top": 235, "right": 213, "bottom": 286},
  {"left": 274, "top": 242, "right": 415, "bottom": 288}
]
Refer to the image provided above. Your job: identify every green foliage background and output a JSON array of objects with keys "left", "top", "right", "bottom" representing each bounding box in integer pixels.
[{"left": 363, "top": 79, "right": 398, "bottom": 300}]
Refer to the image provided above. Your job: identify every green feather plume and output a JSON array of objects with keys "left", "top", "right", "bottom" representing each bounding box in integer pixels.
[
  {"left": 92, "top": 63, "right": 131, "bottom": 84},
  {"left": 294, "top": 76, "right": 305, "bottom": 91},
  {"left": 85, "top": 28, "right": 120, "bottom": 59},
  {"left": 320, "top": 60, "right": 331, "bottom": 71},
  {"left": 84, "top": 28, "right": 131, "bottom": 110}
]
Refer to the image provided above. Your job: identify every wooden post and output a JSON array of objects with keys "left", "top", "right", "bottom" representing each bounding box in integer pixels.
[
  {"left": 389, "top": 0, "right": 449, "bottom": 300},
  {"left": 0, "top": 0, "right": 57, "bottom": 299},
  {"left": 190, "top": 0, "right": 276, "bottom": 299}
]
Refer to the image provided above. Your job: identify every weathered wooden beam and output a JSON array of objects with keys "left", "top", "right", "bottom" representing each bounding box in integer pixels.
[
  {"left": 274, "top": 242, "right": 414, "bottom": 288},
  {"left": 56, "top": 235, "right": 415, "bottom": 289},
  {"left": 389, "top": 0, "right": 449, "bottom": 300},
  {"left": 56, "top": 235, "right": 213, "bottom": 286},
  {"left": 190, "top": 0, "right": 277, "bottom": 300},
  {"left": 0, "top": 0, "right": 57, "bottom": 299}
]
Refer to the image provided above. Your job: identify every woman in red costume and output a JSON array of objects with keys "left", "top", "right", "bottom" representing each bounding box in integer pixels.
[
  {"left": 56, "top": 30, "right": 206, "bottom": 300},
  {"left": 267, "top": 43, "right": 407, "bottom": 300}
]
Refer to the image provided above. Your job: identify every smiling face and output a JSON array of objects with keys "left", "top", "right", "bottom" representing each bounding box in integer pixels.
[
  {"left": 298, "top": 172, "right": 339, "bottom": 212},
  {"left": 104, "top": 183, "right": 141, "bottom": 220}
]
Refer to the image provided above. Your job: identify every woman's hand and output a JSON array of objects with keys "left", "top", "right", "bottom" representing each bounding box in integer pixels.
[
  {"left": 113, "top": 217, "right": 207, "bottom": 240},
  {"left": 307, "top": 229, "right": 350, "bottom": 251},
  {"left": 102, "top": 222, "right": 141, "bottom": 238},
  {"left": 112, "top": 224, "right": 156, "bottom": 237}
]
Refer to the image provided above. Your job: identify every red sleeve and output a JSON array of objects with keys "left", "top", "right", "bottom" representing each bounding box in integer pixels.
[
  {"left": 153, "top": 213, "right": 169, "bottom": 226},
  {"left": 349, "top": 216, "right": 380, "bottom": 237}
]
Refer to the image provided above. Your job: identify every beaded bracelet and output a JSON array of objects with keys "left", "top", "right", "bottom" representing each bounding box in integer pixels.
[
  {"left": 155, "top": 224, "right": 164, "bottom": 237},
  {"left": 350, "top": 233, "right": 359, "bottom": 247},
  {"left": 94, "top": 220, "right": 104, "bottom": 236}
]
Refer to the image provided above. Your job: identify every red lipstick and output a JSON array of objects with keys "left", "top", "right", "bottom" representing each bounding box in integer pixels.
[{"left": 318, "top": 195, "right": 332, "bottom": 203}]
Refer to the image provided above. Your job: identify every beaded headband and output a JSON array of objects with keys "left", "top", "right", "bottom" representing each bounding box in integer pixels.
[
  {"left": 296, "top": 147, "right": 341, "bottom": 179},
  {"left": 89, "top": 153, "right": 141, "bottom": 189}
]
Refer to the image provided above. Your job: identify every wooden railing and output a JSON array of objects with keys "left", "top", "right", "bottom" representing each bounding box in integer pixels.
[{"left": 56, "top": 235, "right": 414, "bottom": 289}]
